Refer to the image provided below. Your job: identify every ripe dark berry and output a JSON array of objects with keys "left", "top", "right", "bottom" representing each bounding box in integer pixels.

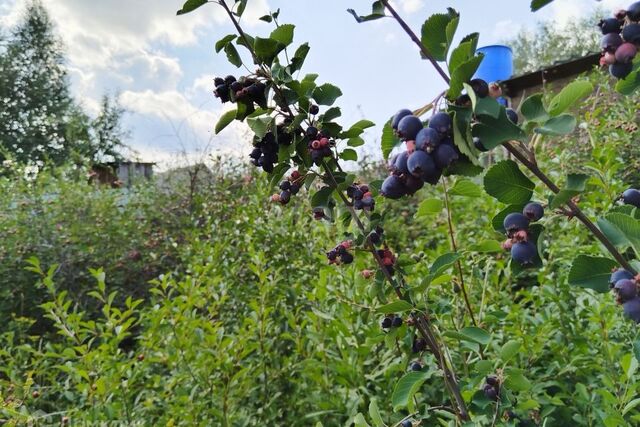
[
  {"left": 610, "top": 62, "right": 633, "bottom": 79},
  {"left": 369, "top": 231, "right": 381, "bottom": 244},
  {"left": 473, "top": 137, "right": 488, "bottom": 152},
  {"left": 598, "top": 18, "right": 622, "bottom": 34},
  {"left": 395, "top": 151, "right": 410, "bottom": 175},
  {"left": 309, "top": 104, "right": 319, "bottom": 115},
  {"left": 381, "top": 175, "right": 406, "bottom": 199},
  {"left": 469, "top": 78, "right": 489, "bottom": 98},
  {"left": 392, "top": 109, "right": 413, "bottom": 130},
  {"left": 485, "top": 375, "right": 499, "bottom": 387},
  {"left": 214, "top": 77, "right": 225, "bottom": 86},
  {"left": 249, "top": 147, "right": 262, "bottom": 160},
  {"left": 428, "top": 112, "right": 452, "bottom": 135},
  {"left": 523, "top": 202, "right": 544, "bottom": 221},
  {"left": 306, "top": 126, "right": 319, "bottom": 138},
  {"left": 506, "top": 108, "right": 519, "bottom": 124},
  {"left": 615, "top": 42, "right": 638, "bottom": 63},
  {"left": 615, "top": 279, "right": 637, "bottom": 303},
  {"left": 279, "top": 190, "right": 291, "bottom": 204},
  {"left": 397, "top": 115, "right": 423, "bottom": 140},
  {"left": 262, "top": 161, "right": 274, "bottom": 173},
  {"left": 415, "top": 128, "right": 440, "bottom": 152},
  {"left": 503, "top": 213, "right": 530, "bottom": 235},
  {"left": 404, "top": 174, "right": 425, "bottom": 194},
  {"left": 611, "top": 268, "right": 634, "bottom": 287},
  {"left": 224, "top": 75, "right": 236, "bottom": 85},
  {"left": 433, "top": 143, "right": 459, "bottom": 169},
  {"left": 392, "top": 316, "right": 403, "bottom": 327},
  {"left": 230, "top": 80, "right": 243, "bottom": 92},
  {"left": 410, "top": 362, "right": 422, "bottom": 371},
  {"left": 214, "top": 84, "right": 230, "bottom": 103},
  {"left": 381, "top": 317, "right": 393, "bottom": 329},
  {"left": 401, "top": 420, "right": 412, "bottom": 427},
  {"left": 341, "top": 252, "right": 354, "bottom": 264},
  {"left": 280, "top": 181, "right": 291, "bottom": 191},
  {"left": 623, "top": 297, "right": 640, "bottom": 322},
  {"left": 629, "top": 1, "right": 640, "bottom": 21},
  {"left": 290, "top": 183, "right": 300, "bottom": 195},
  {"left": 412, "top": 337, "right": 427, "bottom": 353},
  {"left": 511, "top": 241, "right": 537, "bottom": 265},
  {"left": 623, "top": 188, "right": 640, "bottom": 207},
  {"left": 483, "top": 384, "right": 499, "bottom": 401},
  {"left": 455, "top": 93, "right": 471, "bottom": 107},
  {"left": 601, "top": 33, "right": 623, "bottom": 52},
  {"left": 407, "top": 150, "right": 437, "bottom": 179}
]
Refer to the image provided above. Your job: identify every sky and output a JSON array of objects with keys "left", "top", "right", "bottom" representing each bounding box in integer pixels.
[{"left": 0, "top": 0, "right": 624, "bottom": 168}]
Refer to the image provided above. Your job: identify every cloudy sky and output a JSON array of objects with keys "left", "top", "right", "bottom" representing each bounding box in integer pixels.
[{"left": 0, "top": 0, "right": 621, "bottom": 167}]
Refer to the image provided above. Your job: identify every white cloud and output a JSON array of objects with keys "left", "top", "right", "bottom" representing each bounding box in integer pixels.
[{"left": 389, "top": 0, "right": 424, "bottom": 14}]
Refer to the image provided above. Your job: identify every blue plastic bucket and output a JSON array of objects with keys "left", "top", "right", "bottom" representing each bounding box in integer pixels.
[{"left": 473, "top": 45, "right": 513, "bottom": 83}]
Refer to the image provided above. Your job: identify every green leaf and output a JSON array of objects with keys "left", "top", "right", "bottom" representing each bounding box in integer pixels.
[
  {"left": 321, "top": 107, "right": 341, "bottom": 122},
  {"left": 254, "top": 37, "right": 281, "bottom": 63},
  {"left": 312, "top": 84, "right": 342, "bottom": 106},
  {"left": 235, "top": 0, "right": 248, "bottom": 17},
  {"left": 598, "top": 213, "right": 640, "bottom": 256},
  {"left": 534, "top": 114, "right": 576, "bottom": 136},
  {"left": 430, "top": 252, "right": 461, "bottom": 276},
  {"left": 623, "top": 397, "right": 640, "bottom": 416},
  {"left": 547, "top": 80, "right": 593, "bottom": 116},
  {"left": 472, "top": 106, "right": 526, "bottom": 150},
  {"left": 420, "top": 9, "right": 459, "bottom": 62},
  {"left": 568, "top": 255, "right": 617, "bottom": 293},
  {"left": 377, "top": 300, "right": 413, "bottom": 314},
  {"left": 246, "top": 116, "right": 273, "bottom": 139},
  {"left": 215, "top": 34, "right": 237, "bottom": 53},
  {"left": 350, "top": 119, "right": 376, "bottom": 131},
  {"left": 416, "top": 198, "right": 443, "bottom": 217},
  {"left": 549, "top": 173, "right": 589, "bottom": 209},
  {"left": 448, "top": 54, "right": 483, "bottom": 99},
  {"left": 347, "top": 2, "right": 386, "bottom": 23},
  {"left": 311, "top": 186, "right": 334, "bottom": 208},
  {"left": 176, "top": 0, "right": 207, "bottom": 15},
  {"left": 391, "top": 371, "right": 431, "bottom": 411},
  {"left": 483, "top": 160, "right": 535, "bottom": 204},
  {"left": 448, "top": 39, "right": 477, "bottom": 74},
  {"left": 615, "top": 68, "right": 640, "bottom": 95},
  {"left": 270, "top": 24, "right": 295, "bottom": 46},
  {"left": 520, "top": 93, "right": 549, "bottom": 123},
  {"left": 348, "top": 137, "right": 365, "bottom": 147},
  {"left": 459, "top": 326, "right": 491, "bottom": 345},
  {"left": 504, "top": 368, "right": 531, "bottom": 391},
  {"left": 381, "top": 120, "right": 401, "bottom": 160},
  {"left": 500, "top": 340, "right": 521, "bottom": 362},
  {"left": 469, "top": 240, "right": 502, "bottom": 253},
  {"left": 224, "top": 43, "right": 242, "bottom": 68},
  {"left": 353, "top": 413, "right": 370, "bottom": 427},
  {"left": 368, "top": 400, "right": 384, "bottom": 427},
  {"left": 449, "top": 178, "right": 482, "bottom": 197},
  {"left": 340, "top": 149, "right": 358, "bottom": 161},
  {"left": 289, "top": 43, "right": 310, "bottom": 73},
  {"left": 530, "top": 0, "right": 554, "bottom": 11},
  {"left": 215, "top": 109, "right": 237, "bottom": 134}
]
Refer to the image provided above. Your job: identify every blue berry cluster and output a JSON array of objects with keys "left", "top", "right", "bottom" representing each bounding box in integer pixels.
[
  {"left": 501, "top": 202, "right": 545, "bottom": 266},
  {"left": 347, "top": 184, "right": 375, "bottom": 211},
  {"left": 598, "top": 2, "right": 640, "bottom": 79},
  {"left": 326, "top": 240, "right": 354, "bottom": 265}
]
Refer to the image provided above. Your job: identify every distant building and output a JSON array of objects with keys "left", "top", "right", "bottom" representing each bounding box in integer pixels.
[{"left": 90, "top": 161, "right": 154, "bottom": 188}]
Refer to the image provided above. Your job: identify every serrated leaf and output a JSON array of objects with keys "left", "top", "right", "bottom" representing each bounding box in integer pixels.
[
  {"left": 416, "top": 198, "right": 443, "bottom": 217},
  {"left": 215, "top": 109, "right": 237, "bottom": 134},
  {"left": 176, "top": 0, "right": 207, "bottom": 15},
  {"left": 504, "top": 368, "right": 531, "bottom": 391},
  {"left": 321, "top": 107, "right": 341, "bottom": 122},
  {"left": 448, "top": 39, "right": 477, "bottom": 74},
  {"left": 350, "top": 119, "right": 376, "bottom": 131},
  {"left": 340, "top": 149, "right": 358, "bottom": 161},
  {"left": 568, "top": 255, "right": 617, "bottom": 293},
  {"left": 548, "top": 80, "right": 593, "bottom": 116},
  {"left": 535, "top": 114, "right": 576, "bottom": 136},
  {"left": 246, "top": 116, "right": 272, "bottom": 139},
  {"left": 381, "top": 120, "right": 401, "bottom": 160},
  {"left": 348, "top": 137, "right": 365, "bottom": 147},
  {"left": 472, "top": 106, "right": 526, "bottom": 150},
  {"left": 483, "top": 160, "right": 535, "bottom": 204},
  {"left": 549, "top": 173, "right": 589, "bottom": 209},
  {"left": 500, "top": 340, "right": 521, "bottom": 362},
  {"left": 391, "top": 371, "right": 431, "bottom": 411},
  {"left": 420, "top": 9, "right": 459, "bottom": 62},
  {"left": 520, "top": 93, "right": 549, "bottom": 123},
  {"left": 448, "top": 54, "right": 483, "bottom": 99},
  {"left": 377, "top": 300, "right": 413, "bottom": 314},
  {"left": 459, "top": 326, "right": 491, "bottom": 345},
  {"left": 451, "top": 110, "right": 481, "bottom": 166},
  {"left": 347, "top": 1, "right": 386, "bottom": 23},
  {"left": 270, "top": 24, "right": 295, "bottom": 46},
  {"left": 289, "top": 42, "right": 310, "bottom": 73},
  {"left": 215, "top": 34, "right": 237, "bottom": 53},
  {"left": 597, "top": 213, "right": 640, "bottom": 256},
  {"left": 450, "top": 178, "right": 481, "bottom": 197},
  {"left": 254, "top": 37, "right": 281, "bottom": 63},
  {"left": 313, "top": 84, "right": 342, "bottom": 106},
  {"left": 224, "top": 43, "right": 242, "bottom": 68}
]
